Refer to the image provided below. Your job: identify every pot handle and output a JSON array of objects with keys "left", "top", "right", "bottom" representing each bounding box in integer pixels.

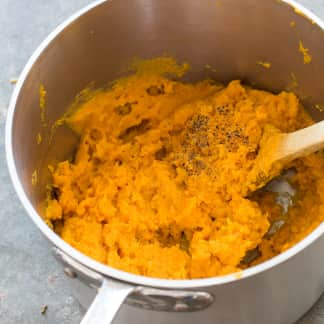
[
  {"left": 53, "top": 247, "right": 214, "bottom": 323},
  {"left": 52, "top": 247, "right": 135, "bottom": 324},
  {"left": 81, "top": 279, "right": 134, "bottom": 324}
]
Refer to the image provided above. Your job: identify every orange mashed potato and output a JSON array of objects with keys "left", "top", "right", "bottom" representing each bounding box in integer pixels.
[{"left": 46, "top": 58, "right": 324, "bottom": 279}]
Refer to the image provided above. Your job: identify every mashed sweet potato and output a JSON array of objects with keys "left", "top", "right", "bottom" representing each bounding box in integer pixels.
[{"left": 45, "top": 58, "right": 324, "bottom": 279}]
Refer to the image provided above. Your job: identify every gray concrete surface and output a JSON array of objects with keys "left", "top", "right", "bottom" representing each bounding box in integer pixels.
[{"left": 1, "top": 0, "right": 324, "bottom": 323}]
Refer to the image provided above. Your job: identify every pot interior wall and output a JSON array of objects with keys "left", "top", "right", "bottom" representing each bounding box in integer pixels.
[{"left": 11, "top": 0, "right": 324, "bottom": 210}]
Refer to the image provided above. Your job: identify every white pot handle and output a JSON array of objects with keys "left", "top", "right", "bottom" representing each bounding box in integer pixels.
[
  {"left": 53, "top": 247, "right": 214, "bottom": 323},
  {"left": 52, "top": 247, "right": 135, "bottom": 324},
  {"left": 81, "top": 279, "right": 134, "bottom": 324}
]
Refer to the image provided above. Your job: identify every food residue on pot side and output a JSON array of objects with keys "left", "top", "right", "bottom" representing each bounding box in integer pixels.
[
  {"left": 315, "top": 104, "right": 324, "bottom": 112},
  {"left": 205, "top": 64, "right": 217, "bottom": 73},
  {"left": 32, "top": 170, "right": 38, "bottom": 186},
  {"left": 257, "top": 61, "right": 271, "bottom": 69},
  {"left": 45, "top": 57, "right": 324, "bottom": 279},
  {"left": 294, "top": 7, "right": 316, "bottom": 24},
  {"left": 39, "top": 84, "right": 47, "bottom": 125},
  {"left": 299, "top": 41, "right": 312, "bottom": 64},
  {"left": 37, "top": 133, "right": 42, "bottom": 145},
  {"left": 289, "top": 72, "right": 299, "bottom": 90}
]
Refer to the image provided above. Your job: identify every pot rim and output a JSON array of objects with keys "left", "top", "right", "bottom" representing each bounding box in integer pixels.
[{"left": 5, "top": 0, "right": 324, "bottom": 289}]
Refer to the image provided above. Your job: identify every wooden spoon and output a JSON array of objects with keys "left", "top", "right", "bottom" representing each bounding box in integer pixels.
[{"left": 245, "top": 120, "right": 324, "bottom": 195}]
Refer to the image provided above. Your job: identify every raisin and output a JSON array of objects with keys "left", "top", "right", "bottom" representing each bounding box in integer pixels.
[
  {"left": 155, "top": 147, "right": 168, "bottom": 160},
  {"left": 114, "top": 102, "right": 132, "bottom": 116},
  {"left": 118, "top": 119, "right": 151, "bottom": 142},
  {"left": 146, "top": 85, "right": 165, "bottom": 96},
  {"left": 51, "top": 187, "right": 61, "bottom": 200},
  {"left": 89, "top": 129, "right": 103, "bottom": 141},
  {"left": 179, "top": 232, "right": 190, "bottom": 253}
]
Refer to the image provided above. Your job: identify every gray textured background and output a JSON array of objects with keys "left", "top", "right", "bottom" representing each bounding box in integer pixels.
[{"left": 1, "top": 0, "right": 324, "bottom": 323}]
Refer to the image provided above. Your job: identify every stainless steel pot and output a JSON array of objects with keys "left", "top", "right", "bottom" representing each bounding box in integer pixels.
[{"left": 6, "top": 0, "right": 324, "bottom": 323}]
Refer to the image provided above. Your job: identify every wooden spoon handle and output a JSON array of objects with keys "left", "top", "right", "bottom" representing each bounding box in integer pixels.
[{"left": 277, "top": 120, "right": 324, "bottom": 162}]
